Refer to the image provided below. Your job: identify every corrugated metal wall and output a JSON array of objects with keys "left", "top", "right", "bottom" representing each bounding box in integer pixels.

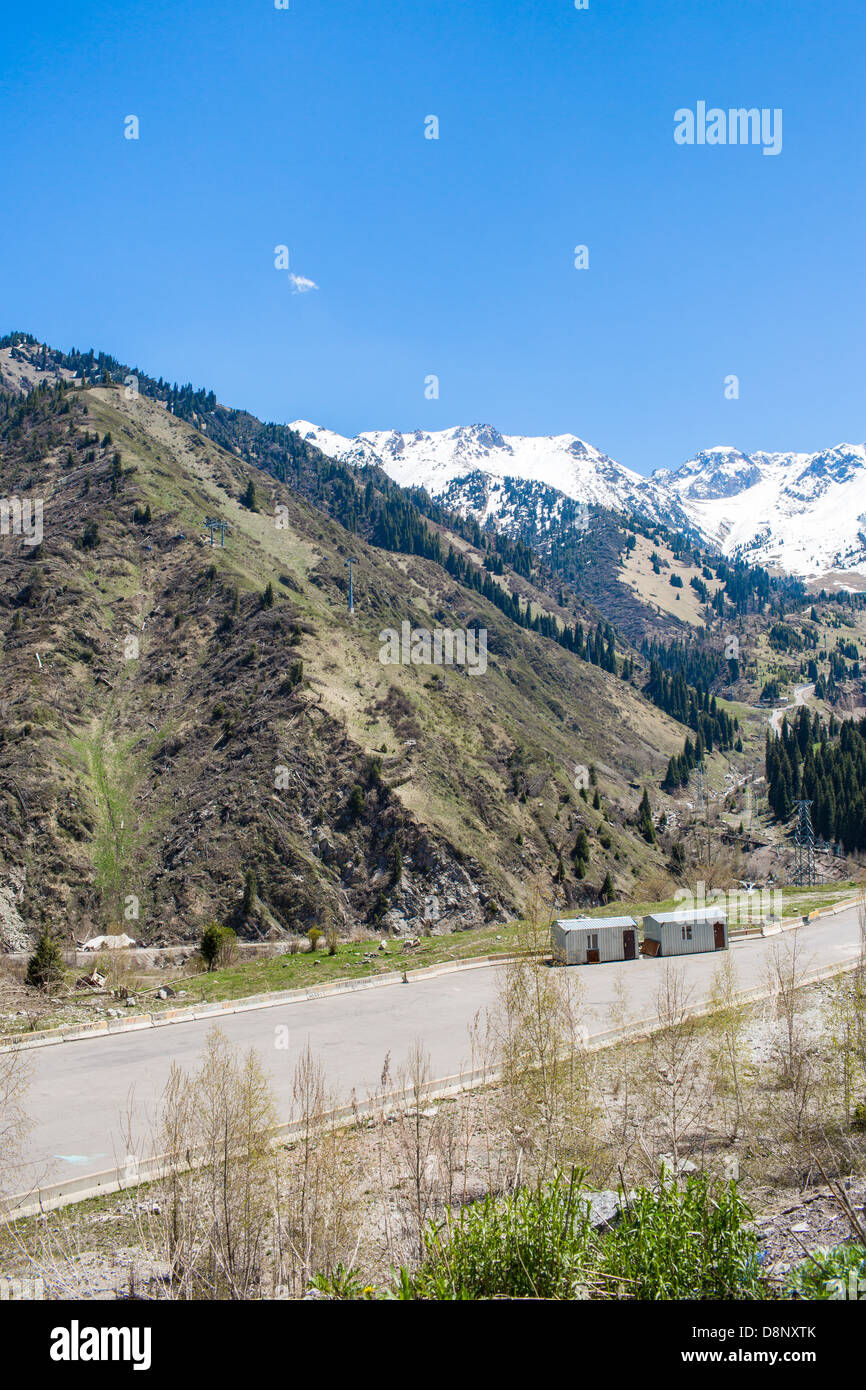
[
  {"left": 596, "top": 925, "right": 628, "bottom": 963},
  {"left": 551, "top": 924, "right": 570, "bottom": 963},
  {"left": 644, "top": 915, "right": 727, "bottom": 956},
  {"left": 661, "top": 919, "right": 719, "bottom": 955},
  {"left": 551, "top": 924, "right": 632, "bottom": 964}
]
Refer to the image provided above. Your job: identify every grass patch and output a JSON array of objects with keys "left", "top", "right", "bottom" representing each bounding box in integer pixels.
[{"left": 154, "top": 925, "right": 520, "bottom": 1005}]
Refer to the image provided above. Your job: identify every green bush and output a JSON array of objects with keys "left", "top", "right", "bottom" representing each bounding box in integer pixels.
[
  {"left": 388, "top": 1173, "right": 763, "bottom": 1301},
  {"left": 26, "top": 929, "right": 65, "bottom": 990},
  {"left": 308, "top": 1264, "right": 375, "bottom": 1300},
  {"left": 600, "top": 1176, "right": 763, "bottom": 1300},
  {"left": 784, "top": 1244, "right": 866, "bottom": 1300},
  {"left": 200, "top": 922, "right": 236, "bottom": 971},
  {"left": 399, "top": 1172, "right": 593, "bottom": 1301}
]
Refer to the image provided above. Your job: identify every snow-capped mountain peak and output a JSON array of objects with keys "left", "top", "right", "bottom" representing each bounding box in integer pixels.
[
  {"left": 291, "top": 418, "right": 866, "bottom": 579},
  {"left": 291, "top": 420, "right": 646, "bottom": 511}
]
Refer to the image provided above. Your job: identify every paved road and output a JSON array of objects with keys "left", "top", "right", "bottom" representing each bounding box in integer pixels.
[
  {"left": 11, "top": 904, "right": 863, "bottom": 1194},
  {"left": 769, "top": 682, "right": 815, "bottom": 736}
]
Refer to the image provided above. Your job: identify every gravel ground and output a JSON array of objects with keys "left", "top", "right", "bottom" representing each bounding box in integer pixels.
[{"left": 753, "top": 1183, "right": 866, "bottom": 1282}]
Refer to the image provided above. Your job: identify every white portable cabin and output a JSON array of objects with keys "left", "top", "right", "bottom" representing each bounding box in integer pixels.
[
  {"left": 641, "top": 906, "right": 728, "bottom": 957},
  {"left": 551, "top": 916, "right": 639, "bottom": 966}
]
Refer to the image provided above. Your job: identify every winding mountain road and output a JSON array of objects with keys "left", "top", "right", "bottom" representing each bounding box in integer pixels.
[{"left": 768, "top": 682, "right": 815, "bottom": 736}]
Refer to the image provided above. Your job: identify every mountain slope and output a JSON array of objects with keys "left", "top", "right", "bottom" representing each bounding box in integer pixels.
[
  {"left": 0, "top": 377, "right": 689, "bottom": 947},
  {"left": 290, "top": 419, "right": 679, "bottom": 531}
]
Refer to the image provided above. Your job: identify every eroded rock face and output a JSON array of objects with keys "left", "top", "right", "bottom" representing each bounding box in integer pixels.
[
  {"left": 0, "top": 867, "right": 32, "bottom": 951},
  {"left": 377, "top": 852, "right": 492, "bottom": 939}
]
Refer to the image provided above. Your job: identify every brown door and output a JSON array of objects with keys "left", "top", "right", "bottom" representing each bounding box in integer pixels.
[
  {"left": 622, "top": 929, "right": 636, "bottom": 960},
  {"left": 586, "top": 949, "right": 600, "bottom": 964},
  {"left": 713, "top": 921, "right": 726, "bottom": 949}
]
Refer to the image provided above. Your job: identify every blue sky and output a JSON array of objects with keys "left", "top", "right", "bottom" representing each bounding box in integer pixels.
[{"left": 1, "top": 0, "right": 863, "bottom": 473}]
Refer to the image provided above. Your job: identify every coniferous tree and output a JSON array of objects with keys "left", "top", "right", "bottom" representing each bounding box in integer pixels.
[
  {"left": 242, "top": 868, "right": 257, "bottom": 916},
  {"left": 767, "top": 712, "right": 866, "bottom": 852},
  {"left": 638, "top": 788, "right": 656, "bottom": 843},
  {"left": 26, "top": 929, "right": 64, "bottom": 989},
  {"left": 200, "top": 921, "right": 236, "bottom": 971},
  {"left": 571, "top": 828, "right": 590, "bottom": 879}
]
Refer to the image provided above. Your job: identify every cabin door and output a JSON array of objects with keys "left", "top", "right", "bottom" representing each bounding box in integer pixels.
[
  {"left": 713, "top": 921, "right": 726, "bottom": 949},
  {"left": 622, "top": 929, "right": 636, "bottom": 960}
]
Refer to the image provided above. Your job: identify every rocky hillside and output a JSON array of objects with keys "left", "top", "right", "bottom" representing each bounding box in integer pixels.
[{"left": 0, "top": 368, "right": 691, "bottom": 949}]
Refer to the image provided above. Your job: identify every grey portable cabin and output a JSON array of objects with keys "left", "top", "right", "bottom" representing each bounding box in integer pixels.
[
  {"left": 551, "top": 916, "right": 639, "bottom": 966},
  {"left": 641, "top": 906, "right": 728, "bottom": 957}
]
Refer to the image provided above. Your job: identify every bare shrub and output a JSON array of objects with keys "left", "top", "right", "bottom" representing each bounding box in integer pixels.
[
  {"left": 0, "top": 1045, "right": 30, "bottom": 1199},
  {"left": 638, "top": 965, "right": 713, "bottom": 1178},
  {"left": 634, "top": 869, "right": 674, "bottom": 903},
  {"left": 494, "top": 887, "right": 600, "bottom": 1184},
  {"left": 825, "top": 899, "right": 866, "bottom": 1126},
  {"left": 93, "top": 947, "right": 140, "bottom": 998},
  {"left": 707, "top": 950, "right": 753, "bottom": 1143},
  {"left": 275, "top": 1044, "right": 361, "bottom": 1295},
  {"left": 764, "top": 937, "right": 824, "bottom": 1141},
  {"left": 138, "top": 1027, "right": 277, "bottom": 1299},
  {"left": 597, "top": 973, "right": 641, "bottom": 1172}
]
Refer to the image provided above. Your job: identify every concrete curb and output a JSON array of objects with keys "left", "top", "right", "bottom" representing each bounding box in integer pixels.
[
  {"left": 1, "top": 1069, "right": 494, "bottom": 1220},
  {"left": 804, "top": 895, "right": 863, "bottom": 924},
  {"left": 4, "top": 946, "right": 862, "bottom": 1223},
  {"left": 0, "top": 952, "right": 521, "bottom": 1054},
  {"left": 3, "top": 895, "right": 860, "bottom": 1054}
]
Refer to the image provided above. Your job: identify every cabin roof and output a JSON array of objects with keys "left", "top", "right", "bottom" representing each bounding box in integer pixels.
[
  {"left": 554, "top": 916, "right": 638, "bottom": 933},
  {"left": 645, "top": 907, "right": 727, "bottom": 925}
]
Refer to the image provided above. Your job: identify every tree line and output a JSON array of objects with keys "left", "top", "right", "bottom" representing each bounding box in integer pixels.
[
  {"left": 645, "top": 662, "right": 738, "bottom": 754},
  {"left": 765, "top": 707, "right": 866, "bottom": 851}
]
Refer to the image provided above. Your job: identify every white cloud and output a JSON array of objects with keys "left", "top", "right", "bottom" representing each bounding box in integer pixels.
[{"left": 288, "top": 273, "right": 319, "bottom": 294}]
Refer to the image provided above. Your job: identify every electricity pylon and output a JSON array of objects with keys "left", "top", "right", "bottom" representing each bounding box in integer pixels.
[
  {"left": 345, "top": 557, "right": 358, "bottom": 614},
  {"left": 792, "top": 799, "right": 816, "bottom": 886},
  {"left": 205, "top": 517, "right": 229, "bottom": 547}
]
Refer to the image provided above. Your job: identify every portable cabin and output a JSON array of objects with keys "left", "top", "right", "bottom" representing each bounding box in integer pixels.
[
  {"left": 551, "top": 916, "right": 639, "bottom": 966},
  {"left": 641, "top": 906, "right": 728, "bottom": 957}
]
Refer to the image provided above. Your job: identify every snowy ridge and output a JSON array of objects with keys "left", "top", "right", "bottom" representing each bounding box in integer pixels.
[{"left": 290, "top": 421, "right": 866, "bottom": 579}]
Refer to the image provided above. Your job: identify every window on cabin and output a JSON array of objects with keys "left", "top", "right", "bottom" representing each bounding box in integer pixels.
[
  {"left": 588, "top": 933, "right": 599, "bottom": 951},
  {"left": 681, "top": 924, "right": 693, "bottom": 941}
]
